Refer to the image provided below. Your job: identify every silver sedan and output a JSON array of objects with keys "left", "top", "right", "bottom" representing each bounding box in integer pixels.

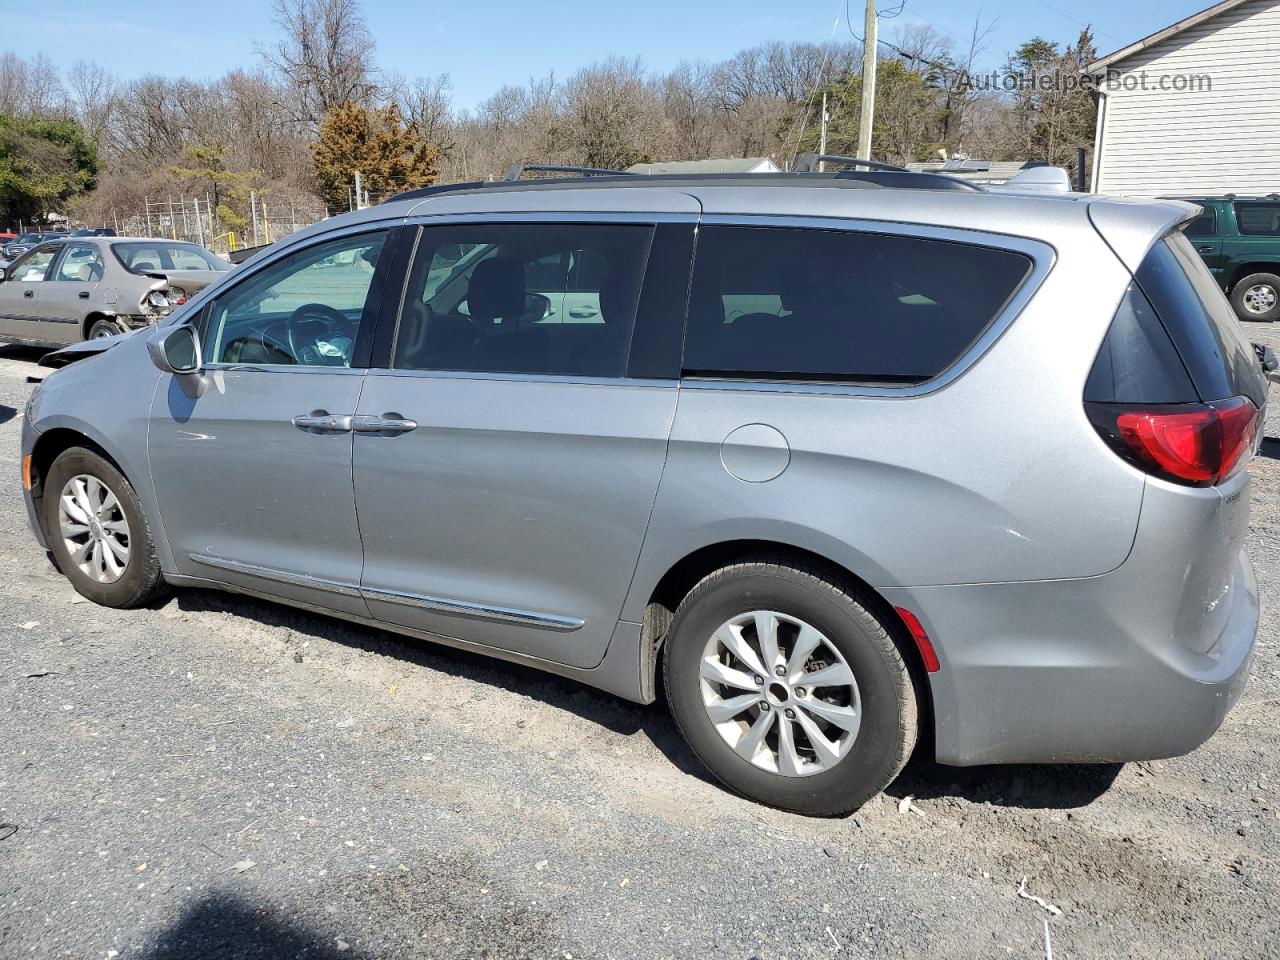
[{"left": 0, "top": 236, "right": 230, "bottom": 345}]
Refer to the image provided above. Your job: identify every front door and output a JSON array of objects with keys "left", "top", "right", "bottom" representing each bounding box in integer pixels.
[
  {"left": 38, "top": 241, "right": 107, "bottom": 343},
  {"left": 352, "top": 219, "right": 682, "bottom": 669},
  {"left": 0, "top": 245, "right": 59, "bottom": 342},
  {"left": 148, "top": 227, "right": 397, "bottom": 616}
]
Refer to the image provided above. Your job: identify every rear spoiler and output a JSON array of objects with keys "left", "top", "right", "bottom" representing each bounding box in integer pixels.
[{"left": 1001, "top": 166, "right": 1072, "bottom": 194}]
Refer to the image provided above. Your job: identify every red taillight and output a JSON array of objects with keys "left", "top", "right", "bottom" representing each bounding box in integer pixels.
[
  {"left": 894, "top": 606, "right": 940, "bottom": 673},
  {"left": 1092, "top": 396, "right": 1258, "bottom": 487}
]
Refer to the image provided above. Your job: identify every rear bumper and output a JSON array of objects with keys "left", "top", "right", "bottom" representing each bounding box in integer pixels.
[{"left": 884, "top": 547, "right": 1257, "bottom": 766}]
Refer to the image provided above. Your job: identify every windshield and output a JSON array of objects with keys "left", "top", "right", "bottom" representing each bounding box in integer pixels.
[
  {"left": 111, "top": 242, "right": 228, "bottom": 274},
  {"left": 15, "top": 234, "right": 41, "bottom": 243}
]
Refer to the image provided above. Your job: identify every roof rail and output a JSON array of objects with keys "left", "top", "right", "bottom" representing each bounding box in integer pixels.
[
  {"left": 503, "top": 163, "right": 634, "bottom": 182},
  {"left": 794, "top": 153, "right": 908, "bottom": 174}
]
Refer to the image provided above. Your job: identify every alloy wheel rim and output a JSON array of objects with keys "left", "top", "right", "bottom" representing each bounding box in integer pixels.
[
  {"left": 58, "top": 474, "right": 130, "bottom": 584},
  {"left": 699, "top": 610, "right": 861, "bottom": 778},
  {"left": 1244, "top": 284, "right": 1277, "bottom": 314}
]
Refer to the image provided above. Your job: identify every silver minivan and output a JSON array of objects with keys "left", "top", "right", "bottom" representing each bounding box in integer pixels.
[{"left": 19, "top": 162, "right": 1266, "bottom": 815}]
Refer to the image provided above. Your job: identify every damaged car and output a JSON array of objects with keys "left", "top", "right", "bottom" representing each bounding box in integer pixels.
[{"left": 0, "top": 236, "right": 230, "bottom": 345}]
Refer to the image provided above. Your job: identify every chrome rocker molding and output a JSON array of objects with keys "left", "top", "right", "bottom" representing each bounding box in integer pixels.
[
  {"left": 361, "top": 586, "right": 584, "bottom": 631},
  {"left": 188, "top": 553, "right": 584, "bottom": 632},
  {"left": 189, "top": 552, "right": 363, "bottom": 597}
]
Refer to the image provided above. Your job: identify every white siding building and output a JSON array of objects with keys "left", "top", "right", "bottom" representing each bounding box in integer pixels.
[{"left": 1089, "top": 0, "right": 1280, "bottom": 195}]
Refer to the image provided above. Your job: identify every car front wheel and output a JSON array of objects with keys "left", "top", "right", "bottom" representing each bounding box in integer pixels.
[
  {"left": 663, "top": 559, "right": 918, "bottom": 816},
  {"left": 1231, "top": 273, "right": 1280, "bottom": 322},
  {"left": 41, "top": 447, "right": 167, "bottom": 608}
]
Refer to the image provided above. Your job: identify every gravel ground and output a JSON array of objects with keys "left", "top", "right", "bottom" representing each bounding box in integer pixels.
[{"left": 1, "top": 334, "right": 1278, "bottom": 960}]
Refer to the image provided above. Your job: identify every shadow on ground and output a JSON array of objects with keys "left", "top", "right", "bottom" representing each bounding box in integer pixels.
[
  {"left": 0, "top": 344, "right": 49, "bottom": 364},
  {"left": 131, "top": 893, "right": 351, "bottom": 960},
  {"left": 174, "top": 587, "right": 713, "bottom": 784},
  {"left": 886, "top": 751, "right": 1123, "bottom": 810},
  {"left": 1260, "top": 437, "right": 1280, "bottom": 460},
  {"left": 173, "top": 588, "right": 1125, "bottom": 813},
  {"left": 0, "top": 404, "right": 15, "bottom": 426}
]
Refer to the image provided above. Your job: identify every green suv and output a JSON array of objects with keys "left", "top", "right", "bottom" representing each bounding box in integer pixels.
[{"left": 1173, "top": 197, "right": 1280, "bottom": 322}]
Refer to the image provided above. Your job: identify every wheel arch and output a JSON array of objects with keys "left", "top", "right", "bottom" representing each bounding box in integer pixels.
[
  {"left": 28, "top": 427, "right": 126, "bottom": 517},
  {"left": 1228, "top": 262, "right": 1280, "bottom": 290},
  {"left": 81, "top": 312, "right": 118, "bottom": 341},
  {"left": 638, "top": 538, "right": 935, "bottom": 735}
]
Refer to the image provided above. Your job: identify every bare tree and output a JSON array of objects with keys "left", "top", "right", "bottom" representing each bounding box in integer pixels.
[
  {"left": 67, "top": 60, "right": 118, "bottom": 144},
  {"left": 259, "top": 0, "right": 378, "bottom": 126}
]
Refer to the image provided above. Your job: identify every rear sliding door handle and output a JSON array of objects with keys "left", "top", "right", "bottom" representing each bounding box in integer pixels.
[
  {"left": 352, "top": 414, "right": 418, "bottom": 434},
  {"left": 292, "top": 412, "right": 353, "bottom": 433}
]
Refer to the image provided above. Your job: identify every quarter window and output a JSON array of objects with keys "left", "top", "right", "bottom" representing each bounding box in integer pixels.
[
  {"left": 1233, "top": 202, "right": 1280, "bottom": 237},
  {"left": 683, "top": 226, "right": 1032, "bottom": 383},
  {"left": 394, "top": 222, "right": 653, "bottom": 378},
  {"left": 203, "top": 231, "right": 388, "bottom": 367}
]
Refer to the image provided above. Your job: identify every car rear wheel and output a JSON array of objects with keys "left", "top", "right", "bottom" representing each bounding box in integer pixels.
[
  {"left": 42, "top": 448, "right": 167, "bottom": 608},
  {"left": 663, "top": 559, "right": 918, "bottom": 816},
  {"left": 87, "top": 317, "right": 122, "bottom": 340},
  {"left": 1231, "top": 273, "right": 1280, "bottom": 322}
]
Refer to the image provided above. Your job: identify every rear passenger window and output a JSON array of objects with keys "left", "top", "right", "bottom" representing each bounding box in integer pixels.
[
  {"left": 394, "top": 223, "right": 653, "bottom": 378},
  {"left": 683, "top": 226, "right": 1032, "bottom": 383},
  {"left": 1183, "top": 208, "right": 1217, "bottom": 238}
]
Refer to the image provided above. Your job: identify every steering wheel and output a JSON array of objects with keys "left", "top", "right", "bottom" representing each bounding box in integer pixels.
[{"left": 285, "top": 302, "right": 352, "bottom": 365}]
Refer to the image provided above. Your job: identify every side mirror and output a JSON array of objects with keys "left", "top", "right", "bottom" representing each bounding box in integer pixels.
[{"left": 147, "top": 324, "right": 202, "bottom": 375}]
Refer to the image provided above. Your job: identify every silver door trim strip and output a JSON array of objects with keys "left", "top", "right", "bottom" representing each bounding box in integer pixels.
[
  {"left": 188, "top": 553, "right": 363, "bottom": 597},
  {"left": 361, "top": 586, "right": 585, "bottom": 632},
  {"left": 188, "top": 552, "right": 585, "bottom": 632}
]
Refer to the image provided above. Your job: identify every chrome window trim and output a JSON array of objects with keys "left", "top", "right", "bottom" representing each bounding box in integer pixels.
[
  {"left": 361, "top": 587, "right": 584, "bottom": 632},
  {"left": 189, "top": 553, "right": 363, "bottom": 597},
  {"left": 404, "top": 210, "right": 700, "bottom": 227},
  {"left": 363, "top": 367, "right": 674, "bottom": 388},
  {"left": 681, "top": 213, "right": 1056, "bottom": 399},
  {"left": 200, "top": 363, "right": 370, "bottom": 376}
]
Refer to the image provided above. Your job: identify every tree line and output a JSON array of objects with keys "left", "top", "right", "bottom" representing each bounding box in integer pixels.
[{"left": 0, "top": 0, "right": 1099, "bottom": 234}]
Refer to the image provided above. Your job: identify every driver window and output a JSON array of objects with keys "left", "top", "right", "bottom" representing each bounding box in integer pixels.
[
  {"left": 13, "top": 247, "right": 58, "bottom": 282},
  {"left": 204, "top": 231, "right": 387, "bottom": 368}
]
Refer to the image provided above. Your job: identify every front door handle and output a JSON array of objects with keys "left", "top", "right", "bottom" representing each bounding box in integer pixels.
[
  {"left": 78, "top": 291, "right": 90, "bottom": 299},
  {"left": 292, "top": 412, "right": 353, "bottom": 433},
  {"left": 1197, "top": 245, "right": 1214, "bottom": 253},
  {"left": 352, "top": 414, "right": 418, "bottom": 434},
  {"left": 23, "top": 289, "right": 33, "bottom": 299}
]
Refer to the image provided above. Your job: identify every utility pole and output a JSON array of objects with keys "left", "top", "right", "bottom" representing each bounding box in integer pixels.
[
  {"left": 857, "top": 0, "right": 878, "bottom": 161},
  {"left": 818, "top": 91, "right": 829, "bottom": 172},
  {"left": 353, "top": 171, "right": 364, "bottom": 210},
  {"left": 250, "top": 190, "right": 260, "bottom": 246}
]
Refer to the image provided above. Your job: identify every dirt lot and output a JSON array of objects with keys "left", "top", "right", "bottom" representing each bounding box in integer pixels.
[{"left": 1, "top": 334, "right": 1278, "bottom": 960}]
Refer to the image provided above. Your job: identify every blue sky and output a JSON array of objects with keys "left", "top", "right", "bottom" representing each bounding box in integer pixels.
[{"left": 5, "top": 0, "right": 1213, "bottom": 108}]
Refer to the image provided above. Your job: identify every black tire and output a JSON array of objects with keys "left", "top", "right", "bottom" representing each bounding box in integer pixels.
[
  {"left": 42, "top": 447, "right": 167, "bottom": 608},
  {"left": 1230, "top": 273, "right": 1280, "bottom": 322},
  {"left": 663, "top": 559, "right": 918, "bottom": 816},
  {"left": 86, "top": 317, "right": 122, "bottom": 340}
]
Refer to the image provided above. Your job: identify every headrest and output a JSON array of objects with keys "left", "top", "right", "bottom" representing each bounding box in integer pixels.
[{"left": 468, "top": 257, "right": 526, "bottom": 321}]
